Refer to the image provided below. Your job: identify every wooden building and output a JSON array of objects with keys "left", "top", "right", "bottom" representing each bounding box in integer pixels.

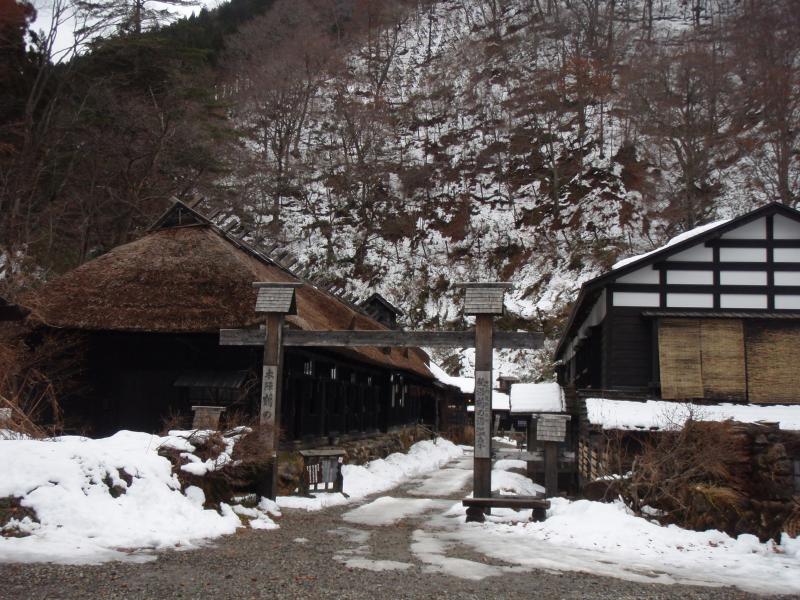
[
  {"left": 359, "top": 293, "right": 403, "bottom": 330},
  {"left": 23, "top": 201, "right": 458, "bottom": 442},
  {"left": 555, "top": 203, "right": 800, "bottom": 404}
]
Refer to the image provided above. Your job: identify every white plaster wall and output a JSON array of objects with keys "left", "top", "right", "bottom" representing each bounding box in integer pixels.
[
  {"left": 666, "top": 270, "right": 713, "bottom": 285},
  {"left": 774, "top": 248, "right": 800, "bottom": 262},
  {"left": 668, "top": 246, "right": 713, "bottom": 262},
  {"left": 774, "top": 295, "right": 800, "bottom": 309},
  {"left": 720, "top": 294, "right": 768, "bottom": 309},
  {"left": 720, "top": 247, "right": 767, "bottom": 262},
  {"left": 721, "top": 217, "right": 766, "bottom": 239},
  {"left": 774, "top": 272, "right": 800, "bottom": 286},
  {"left": 666, "top": 293, "right": 714, "bottom": 308},
  {"left": 616, "top": 267, "right": 659, "bottom": 284},
  {"left": 773, "top": 214, "right": 800, "bottom": 239},
  {"left": 613, "top": 292, "right": 660, "bottom": 307},
  {"left": 719, "top": 271, "right": 767, "bottom": 286}
]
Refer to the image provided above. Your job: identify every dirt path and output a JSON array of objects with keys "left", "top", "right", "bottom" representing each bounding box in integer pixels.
[{"left": 0, "top": 450, "right": 787, "bottom": 599}]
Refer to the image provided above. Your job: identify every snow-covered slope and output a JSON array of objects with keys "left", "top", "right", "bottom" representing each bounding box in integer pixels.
[{"left": 218, "top": 0, "right": 793, "bottom": 381}]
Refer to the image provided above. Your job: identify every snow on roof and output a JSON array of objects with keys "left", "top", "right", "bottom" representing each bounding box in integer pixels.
[
  {"left": 510, "top": 382, "right": 565, "bottom": 414},
  {"left": 465, "top": 390, "right": 511, "bottom": 412},
  {"left": 493, "top": 390, "right": 510, "bottom": 411},
  {"left": 612, "top": 219, "right": 730, "bottom": 270},
  {"left": 429, "top": 361, "right": 517, "bottom": 410},
  {"left": 586, "top": 398, "right": 800, "bottom": 431},
  {"left": 428, "top": 361, "right": 474, "bottom": 394}
]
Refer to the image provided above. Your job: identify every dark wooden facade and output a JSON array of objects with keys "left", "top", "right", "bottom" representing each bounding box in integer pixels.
[
  {"left": 24, "top": 202, "right": 459, "bottom": 441},
  {"left": 556, "top": 203, "right": 800, "bottom": 403},
  {"left": 59, "top": 330, "right": 437, "bottom": 442}
]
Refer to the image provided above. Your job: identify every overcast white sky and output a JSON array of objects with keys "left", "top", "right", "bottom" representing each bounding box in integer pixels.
[{"left": 29, "top": 0, "right": 224, "bottom": 60}]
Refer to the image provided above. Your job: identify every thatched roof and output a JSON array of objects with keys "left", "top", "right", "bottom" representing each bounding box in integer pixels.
[{"left": 26, "top": 203, "right": 432, "bottom": 378}]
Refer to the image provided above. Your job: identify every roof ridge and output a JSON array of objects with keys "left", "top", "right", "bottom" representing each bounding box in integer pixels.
[{"left": 150, "top": 199, "right": 385, "bottom": 328}]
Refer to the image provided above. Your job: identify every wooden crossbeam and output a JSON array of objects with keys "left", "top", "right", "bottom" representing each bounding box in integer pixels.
[{"left": 219, "top": 329, "right": 544, "bottom": 349}]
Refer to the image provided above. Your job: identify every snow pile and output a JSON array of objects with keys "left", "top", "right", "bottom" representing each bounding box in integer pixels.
[
  {"left": 0, "top": 430, "right": 277, "bottom": 565},
  {"left": 447, "top": 498, "right": 800, "bottom": 595},
  {"left": 586, "top": 398, "right": 800, "bottom": 431},
  {"left": 161, "top": 427, "right": 246, "bottom": 476},
  {"left": 612, "top": 219, "right": 730, "bottom": 270},
  {"left": 278, "top": 438, "right": 463, "bottom": 511},
  {"left": 231, "top": 497, "right": 281, "bottom": 530},
  {"left": 509, "top": 382, "right": 564, "bottom": 414}
]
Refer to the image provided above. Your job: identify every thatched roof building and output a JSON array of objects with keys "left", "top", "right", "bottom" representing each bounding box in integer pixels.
[
  {"left": 26, "top": 201, "right": 431, "bottom": 378},
  {"left": 22, "top": 201, "right": 450, "bottom": 437}
]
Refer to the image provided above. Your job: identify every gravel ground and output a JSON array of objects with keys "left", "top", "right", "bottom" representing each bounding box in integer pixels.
[{"left": 0, "top": 453, "right": 793, "bottom": 600}]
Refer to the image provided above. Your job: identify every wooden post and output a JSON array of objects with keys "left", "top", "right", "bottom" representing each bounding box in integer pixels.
[
  {"left": 526, "top": 416, "right": 536, "bottom": 479},
  {"left": 473, "top": 314, "right": 494, "bottom": 501},
  {"left": 456, "top": 281, "right": 512, "bottom": 511},
  {"left": 253, "top": 282, "right": 301, "bottom": 500},
  {"left": 544, "top": 441, "right": 558, "bottom": 498}
]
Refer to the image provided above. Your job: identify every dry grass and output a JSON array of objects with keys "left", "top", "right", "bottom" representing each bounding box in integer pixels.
[
  {"left": 0, "top": 326, "right": 86, "bottom": 438},
  {"left": 602, "top": 419, "right": 795, "bottom": 541}
]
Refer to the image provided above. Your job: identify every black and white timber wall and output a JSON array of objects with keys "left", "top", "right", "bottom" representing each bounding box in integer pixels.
[{"left": 555, "top": 203, "right": 800, "bottom": 404}]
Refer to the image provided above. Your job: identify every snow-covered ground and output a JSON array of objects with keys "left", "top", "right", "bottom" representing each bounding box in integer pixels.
[
  {"left": 0, "top": 431, "right": 460, "bottom": 564},
  {"left": 338, "top": 448, "right": 800, "bottom": 595},
  {"left": 419, "top": 496, "right": 800, "bottom": 594},
  {"left": 0, "top": 430, "right": 256, "bottom": 564},
  {"left": 3, "top": 429, "right": 799, "bottom": 594}
]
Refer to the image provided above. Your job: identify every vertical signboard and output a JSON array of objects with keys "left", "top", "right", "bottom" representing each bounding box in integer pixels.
[
  {"left": 474, "top": 370, "right": 492, "bottom": 459},
  {"left": 261, "top": 364, "right": 278, "bottom": 430}
]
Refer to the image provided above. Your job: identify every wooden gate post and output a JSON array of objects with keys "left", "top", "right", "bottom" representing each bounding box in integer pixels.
[
  {"left": 253, "top": 282, "right": 301, "bottom": 500},
  {"left": 544, "top": 441, "right": 558, "bottom": 498},
  {"left": 457, "top": 282, "right": 512, "bottom": 504}
]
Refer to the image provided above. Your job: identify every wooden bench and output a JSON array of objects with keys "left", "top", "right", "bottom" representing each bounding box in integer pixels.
[
  {"left": 462, "top": 495, "right": 550, "bottom": 523},
  {"left": 298, "top": 448, "right": 346, "bottom": 496}
]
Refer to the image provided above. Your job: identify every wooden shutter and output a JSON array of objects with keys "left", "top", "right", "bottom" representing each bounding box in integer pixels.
[
  {"left": 746, "top": 321, "right": 800, "bottom": 404},
  {"left": 700, "top": 320, "right": 746, "bottom": 402},
  {"left": 659, "top": 319, "right": 703, "bottom": 399}
]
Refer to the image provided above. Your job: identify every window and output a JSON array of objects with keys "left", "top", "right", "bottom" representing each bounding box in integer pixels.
[
  {"left": 303, "top": 360, "right": 313, "bottom": 376},
  {"left": 391, "top": 374, "right": 401, "bottom": 408},
  {"left": 658, "top": 318, "right": 746, "bottom": 401},
  {"left": 330, "top": 366, "right": 337, "bottom": 380}
]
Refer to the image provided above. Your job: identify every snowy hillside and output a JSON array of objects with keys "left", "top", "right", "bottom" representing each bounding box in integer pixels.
[{"left": 210, "top": 0, "right": 796, "bottom": 380}]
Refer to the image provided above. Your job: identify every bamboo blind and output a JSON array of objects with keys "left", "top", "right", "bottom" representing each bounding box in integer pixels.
[
  {"left": 700, "top": 319, "right": 747, "bottom": 401},
  {"left": 745, "top": 321, "right": 800, "bottom": 404},
  {"left": 659, "top": 319, "right": 703, "bottom": 399}
]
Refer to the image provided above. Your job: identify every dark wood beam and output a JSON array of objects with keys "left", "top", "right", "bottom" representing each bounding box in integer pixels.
[
  {"left": 652, "top": 261, "right": 800, "bottom": 271},
  {"left": 705, "top": 239, "right": 800, "bottom": 248},
  {"left": 613, "top": 283, "right": 800, "bottom": 294},
  {"left": 220, "top": 329, "right": 544, "bottom": 349}
]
